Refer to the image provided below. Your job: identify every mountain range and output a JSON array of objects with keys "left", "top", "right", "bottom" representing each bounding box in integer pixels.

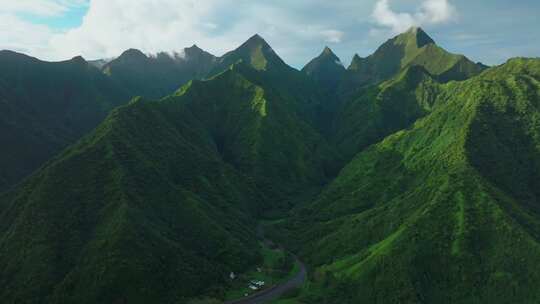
[{"left": 0, "top": 28, "right": 539, "bottom": 304}]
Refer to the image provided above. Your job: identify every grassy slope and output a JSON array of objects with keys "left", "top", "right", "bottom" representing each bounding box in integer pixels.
[{"left": 276, "top": 58, "right": 540, "bottom": 303}]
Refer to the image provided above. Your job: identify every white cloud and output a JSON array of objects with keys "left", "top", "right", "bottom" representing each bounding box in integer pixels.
[
  {"left": 0, "top": 13, "right": 54, "bottom": 54},
  {"left": 320, "top": 30, "right": 344, "bottom": 43},
  {"left": 0, "top": 0, "right": 88, "bottom": 17},
  {"left": 49, "top": 0, "right": 230, "bottom": 59},
  {"left": 39, "top": 0, "right": 355, "bottom": 62},
  {"left": 0, "top": 0, "right": 464, "bottom": 66},
  {"left": 372, "top": 0, "right": 457, "bottom": 33}
]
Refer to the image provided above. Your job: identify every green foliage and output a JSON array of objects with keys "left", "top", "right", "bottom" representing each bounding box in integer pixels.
[
  {"left": 0, "top": 94, "right": 265, "bottom": 303},
  {"left": 277, "top": 58, "right": 540, "bottom": 303},
  {"left": 0, "top": 56, "right": 338, "bottom": 302},
  {"left": 338, "top": 27, "right": 485, "bottom": 99},
  {"left": 302, "top": 47, "right": 346, "bottom": 96},
  {"left": 0, "top": 51, "right": 130, "bottom": 191},
  {"left": 1, "top": 29, "right": 540, "bottom": 304},
  {"left": 332, "top": 65, "right": 443, "bottom": 159},
  {"left": 103, "top": 45, "right": 217, "bottom": 99}
]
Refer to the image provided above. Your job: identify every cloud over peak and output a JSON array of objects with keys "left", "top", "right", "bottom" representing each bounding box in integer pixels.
[{"left": 372, "top": 0, "right": 457, "bottom": 33}]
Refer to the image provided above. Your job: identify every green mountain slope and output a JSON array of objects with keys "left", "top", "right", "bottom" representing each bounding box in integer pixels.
[
  {"left": 174, "top": 64, "right": 338, "bottom": 208},
  {"left": 332, "top": 65, "right": 444, "bottom": 159},
  {"left": 277, "top": 58, "right": 540, "bottom": 304},
  {"left": 210, "top": 34, "right": 333, "bottom": 134},
  {"left": 0, "top": 51, "right": 130, "bottom": 191},
  {"left": 1, "top": 28, "right": 539, "bottom": 304},
  {"left": 0, "top": 94, "right": 261, "bottom": 304},
  {"left": 210, "top": 34, "right": 288, "bottom": 75},
  {"left": 339, "top": 27, "right": 486, "bottom": 97},
  {"left": 0, "top": 60, "right": 339, "bottom": 302},
  {"left": 103, "top": 45, "right": 217, "bottom": 99},
  {"left": 302, "top": 47, "right": 346, "bottom": 95}
]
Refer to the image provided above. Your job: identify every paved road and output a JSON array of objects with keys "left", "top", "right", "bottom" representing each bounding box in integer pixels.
[
  {"left": 224, "top": 224, "right": 306, "bottom": 304},
  {"left": 224, "top": 258, "right": 306, "bottom": 304}
]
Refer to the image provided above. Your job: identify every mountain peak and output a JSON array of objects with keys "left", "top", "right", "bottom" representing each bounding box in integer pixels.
[
  {"left": 183, "top": 44, "right": 207, "bottom": 57},
  {"left": 118, "top": 48, "right": 148, "bottom": 62},
  {"left": 302, "top": 46, "right": 343, "bottom": 68},
  {"left": 186, "top": 44, "right": 202, "bottom": 52},
  {"left": 211, "top": 33, "right": 286, "bottom": 72},
  {"left": 70, "top": 56, "right": 87, "bottom": 65},
  {"left": 243, "top": 34, "right": 271, "bottom": 49},
  {"left": 401, "top": 26, "right": 435, "bottom": 48},
  {"left": 321, "top": 46, "right": 340, "bottom": 59},
  {"left": 348, "top": 54, "right": 366, "bottom": 70}
]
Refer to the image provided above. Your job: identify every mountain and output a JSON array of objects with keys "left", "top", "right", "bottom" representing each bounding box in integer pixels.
[
  {"left": 1, "top": 28, "right": 540, "bottom": 304},
  {"left": 0, "top": 51, "right": 130, "bottom": 191},
  {"left": 169, "top": 62, "right": 338, "bottom": 209},
  {"left": 0, "top": 45, "right": 219, "bottom": 191},
  {"left": 0, "top": 93, "right": 263, "bottom": 303},
  {"left": 0, "top": 56, "right": 338, "bottom": 302},
  {"left": 275, "top": 58, "right": 540, "bottom": 303},
  {"left": 210, "top": 34, "right": 332, "bottom": 132},
  {"left": 347, "top": 54, "right": 367, "bottom": 71},
  {"left": 210, "top": 34, "right": 288, "bottom": 74},
  {"left": 332, "top": 65, "right": 442, "bottom": 159},
  {"left": 339, "top": 27, "right": 486, "bottom": 97},
  {"left": 102, "top": 45, "right": 217, "bottom": 99},
  {"left": 88, "top": 59, "right": 109, "bottom": 69},
  {"left": 302, "top": 47, "right": 346, "bottom": 95}
]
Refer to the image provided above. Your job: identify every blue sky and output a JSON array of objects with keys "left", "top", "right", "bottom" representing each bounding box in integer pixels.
[{"left": 1, "top": 0, "right": 538, "bottom": 68}]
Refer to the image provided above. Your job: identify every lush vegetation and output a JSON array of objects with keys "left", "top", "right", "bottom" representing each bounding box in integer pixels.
[
  {"left": 273, "top": 58, "right": 540, "bottom": 303},
  {"left": 1, "top": 27, "right": 539, "bottom": 304},
  {"left": 0, "top": 51, "right": 130, "bottom": 191},
  {"left": 102, "top": 45, "right": 217, "bottom": 99},
  {"left": 0, "top": 37, "right": 336, "bottom": 303},
  {"left": 338, "top": 27, "right": 485, "bottom": 100},
  {"left": 302, "top": 47, "right": 346, "bottom": 96}
]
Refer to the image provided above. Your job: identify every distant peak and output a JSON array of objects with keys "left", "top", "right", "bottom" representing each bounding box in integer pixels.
[
  {"left": 251, "top": 33, "right": 263, "bottom": 40},
  {"left": 186, "top": 44, "right": 202, "bottom": 51},
  {"left": 322, "top": 46, "right": 337, "bottom": 57},
  {"left": 401, "top": 26, "right": 434, "bottom": 48},
  {"left": 243, "top": 34, "right": 271, "bottom": 48},
  {"left": 407, "top": 26, "right": 421, "bottom": 33},
  {"left": 348, "top": 53, "right": 366, "bottom": 70},
  {"left": 184, "top": 44, "right": 204, "bottom": 56},
  {"left": 70, "top": 55, "right": 87, "bottom": 64},
  {"left": 183, "top": 44, "right": 216, "bottom": 60},
  {"left": 119, "top": 48, "right": 147, "bottom": 60}
]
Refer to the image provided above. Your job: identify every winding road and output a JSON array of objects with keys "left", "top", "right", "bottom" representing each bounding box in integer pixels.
[
  {"left": 224, "top": 258, "right": 306, "bottom": 304},
  {"left": 225, "top": 224, "right": 307, "bottom": 304}
]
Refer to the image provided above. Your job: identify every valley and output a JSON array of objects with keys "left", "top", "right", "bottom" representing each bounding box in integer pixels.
[{"left": 0, "top": 26, "right": 539, "bottom": 304}]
